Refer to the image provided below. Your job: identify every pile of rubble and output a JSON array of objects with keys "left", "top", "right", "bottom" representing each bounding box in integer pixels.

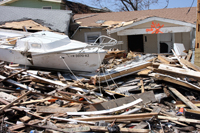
[{"left": 0, "top": 49, "right": 200, "bottom": 133}]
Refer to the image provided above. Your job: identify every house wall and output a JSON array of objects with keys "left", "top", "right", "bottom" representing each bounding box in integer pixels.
[
  {"left": 5, "top": 0, "right": 61, "bottom": 9},
  {"left": 174, "top": 32, "right": 191, "bottom": 50},
  {"left": 72, "top": 28, "right": 123, "bottom": 50},
  {"left": 72, "top": 27, "right": 193, "bottom": 54}
]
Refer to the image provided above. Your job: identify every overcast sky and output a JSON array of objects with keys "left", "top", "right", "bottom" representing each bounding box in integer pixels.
[{"left": 68, "top": 0, "right": 197, "bottom": 11}]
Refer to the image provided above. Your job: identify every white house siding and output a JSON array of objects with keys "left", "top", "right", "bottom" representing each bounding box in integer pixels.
[{"left": 130, "top": 20, "right": 181, "bottom": 29}]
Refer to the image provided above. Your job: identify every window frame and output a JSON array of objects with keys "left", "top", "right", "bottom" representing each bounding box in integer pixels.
[{"left": 84, "top": 32, "right": 101, "bottom": 44}]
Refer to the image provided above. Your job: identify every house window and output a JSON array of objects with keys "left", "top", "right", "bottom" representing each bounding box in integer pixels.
[
  {"left": 84, "top": 32, "right": 101, "bottom": 44},
  {"left": 43, "top": 6, "right": 52, "bottom": 9}
]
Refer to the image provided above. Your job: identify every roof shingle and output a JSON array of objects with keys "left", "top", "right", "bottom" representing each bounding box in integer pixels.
[{"left": 74, "top": 7, "right": 196, "bottom": 27}]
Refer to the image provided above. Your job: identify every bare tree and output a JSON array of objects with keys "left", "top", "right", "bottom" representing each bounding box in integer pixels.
[{"left": 90, "top": 0, "right": 169, "bottom": 11}]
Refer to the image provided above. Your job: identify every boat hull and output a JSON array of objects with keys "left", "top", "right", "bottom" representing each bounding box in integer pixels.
[{"left": 0, "top": 48, "right": 106, "bottom": 72}]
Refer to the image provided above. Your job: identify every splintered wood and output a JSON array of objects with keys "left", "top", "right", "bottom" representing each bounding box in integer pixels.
[{"left": 0, "top": 49, "right": 200, "bottom": 133}]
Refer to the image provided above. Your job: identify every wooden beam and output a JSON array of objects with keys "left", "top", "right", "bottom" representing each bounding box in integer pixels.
[
  {"left": 36, "top": 106, "right": 79, "bottom": 114},
  {"left": 74, "top": 113, "right": 158, "bottom": 122},
  {"left": 168, "top": 87, "right": 200, "bottom": 111},
  {"left": 96, "top": 62, "right": 151, "bottom": 83},
  {"left": 180, "top": 58, "right": 200, "bottom": 71}
]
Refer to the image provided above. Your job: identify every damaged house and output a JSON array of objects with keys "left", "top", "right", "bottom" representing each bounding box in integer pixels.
[
  {"left": 0, "top": 0, "right": 110, "bottom": 33},
  {"left": 0, "top": 0, "right": 110, "bottom": 13},
  {"left": 71, "top": 7, "right": 196, "bottom": 54},
  {"left": 0, "top": 6, "right": 72, "bottom": 34}
]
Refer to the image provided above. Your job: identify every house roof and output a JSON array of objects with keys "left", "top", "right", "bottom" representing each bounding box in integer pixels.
[
  {"left": 73, "top": 7, "right": 196, "bottom": 28},
  {"left": 0, "top": 0, "right": 62, "bottom": 5},
  {"left": 0, "top": 6, "right": 72, "bottom": 34},
  {"left": 64, "top": 0, "right": 111, "bottom": 14}
]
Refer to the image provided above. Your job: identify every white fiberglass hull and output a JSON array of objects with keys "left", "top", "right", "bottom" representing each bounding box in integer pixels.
[
  {"left": 0, "top": 47, "right": 106, "bottom": 72},
  {"left": 0, "top": 30, "right": 116, "bottom": 72}
]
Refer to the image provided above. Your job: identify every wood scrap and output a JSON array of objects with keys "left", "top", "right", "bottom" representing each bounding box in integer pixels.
[{"left": 0, "top": 51, "right": 199, "bottom": 132}]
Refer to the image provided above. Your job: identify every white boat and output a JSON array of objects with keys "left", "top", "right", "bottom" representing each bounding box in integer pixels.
[{"left": 0, "top": 29, "right": 117, "bottom": 72}]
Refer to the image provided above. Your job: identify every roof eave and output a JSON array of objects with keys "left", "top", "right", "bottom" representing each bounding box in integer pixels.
[{"left": 108, "top": 16, "right": 196, "bottom": 34}]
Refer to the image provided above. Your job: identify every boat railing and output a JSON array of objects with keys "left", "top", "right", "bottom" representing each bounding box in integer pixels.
[
  {"left": 89, "top": 35, "right": 118, "bottom": 48},
  {"left": 79, "top": 35, "right": 120, "bottom": 53}
]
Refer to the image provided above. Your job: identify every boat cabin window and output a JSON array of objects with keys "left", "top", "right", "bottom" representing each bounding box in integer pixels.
[
  {"left": 31, "top": 43, "right": 41, "bottom": 48},
  {"left": 84, "top": 32, "right": 101, "bottom": 44}
]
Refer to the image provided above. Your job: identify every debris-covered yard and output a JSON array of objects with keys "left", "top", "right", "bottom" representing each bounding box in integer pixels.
[{"left": 0, "top": 48, "right": 200, "bottom": 133}]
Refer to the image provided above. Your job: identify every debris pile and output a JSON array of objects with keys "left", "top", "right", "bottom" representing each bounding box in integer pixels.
[{"left": 0, "top": 49, "right": 200, "bottom": 133}]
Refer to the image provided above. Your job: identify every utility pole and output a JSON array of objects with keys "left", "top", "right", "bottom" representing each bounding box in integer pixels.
[{"left": 195, "top": 0, "right": 200, "bottom": 66}]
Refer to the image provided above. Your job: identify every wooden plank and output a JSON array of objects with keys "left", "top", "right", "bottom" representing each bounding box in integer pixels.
[
  {"left": 176, "top": 100, "right": 200, "bottom": 107},
  {"left": 185, "top": 109, "right": 200, "bottom": 119},
  {"left": 96, "top": 62, "right": 152, "bottom": 82},
  {"left": 152, "top": 73, "right": 200, "bottom": 91},
  {"left": 25, "top": 123, "right": 91, "bottom": 132},
  {"left": 74, "top": 113, "right": 158, "bottom": 122},
  {"left": 180, "top": 58, "right": 200, "bottom": 71},
  {"left": 8, "top": 123, "right": 25, "bottom": 131},
  {"left": 186, "top": 50, "right": 193, "bottom": 61},
  {"left": 0, "top": 98, "right": 10, "bottom": 105},
  {"left": 0, "top": 91, "right": 32, "bottom": 114},
  {"left": 158, "top": 115, "right": 200, "bottom": 124},
  {"left": 13, "top": 97, "right": 51, "bottom": 105},
  {"left": 140, "top": 79, "right": 144, "bottom": 93},
  {"left": 19, "top": 116, "right": 31, "bottom": 122},
  {"left": 36, "top": 106, "right": 79, "bottom": 114},
  {"left": 158, "top": 55, "right": 175, "bottom": 64},
  {"left": 194, "top": 48, "right": 200, "bottom": 66},
  {"left": 0, "top": 92, "right": 17, "bottom": 102},
  {"left": 195, "top": 0, "right": 200, "bottom": 66},
  {"left": 158, "top": 64, "right": 200, "bottom": 80},
  {"left": 168, "top": 87, "right": 200, "bottom": 111}
]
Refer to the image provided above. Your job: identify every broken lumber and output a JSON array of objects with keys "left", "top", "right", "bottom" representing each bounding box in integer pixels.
[
  {"left": 36, "top": 106, "right": 80, "bottom": 114},
  {"left": 0, "top": 91, "right": 32, "bottom": 114},
  {"left": 67, "top": 98, "right": 142, "bottom": 115},
  {"left": 168, "top": 87, "right": 200, "bottom": 111},
  {"left": 74, "top": 113, "right": 158, "bottom": 122},
  {"left": 151, "top": 73, "right": 200, "bottom": 91}
]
